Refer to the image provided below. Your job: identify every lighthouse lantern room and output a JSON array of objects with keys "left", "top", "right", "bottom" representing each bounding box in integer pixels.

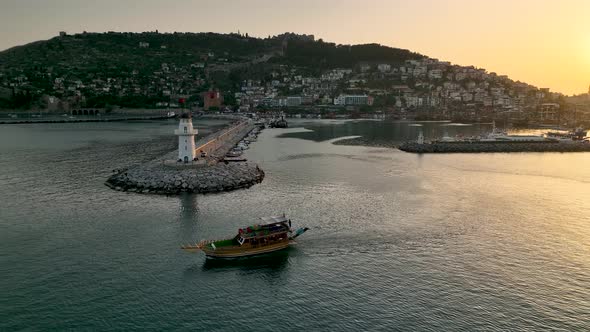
[{"left": 174, "top": 112, "right": 197, "bottom": 163}]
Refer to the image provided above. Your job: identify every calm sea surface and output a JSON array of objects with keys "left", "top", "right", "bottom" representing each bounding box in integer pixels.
[{"left": 1, "top": 119, "right": 589, "bottom": 331}]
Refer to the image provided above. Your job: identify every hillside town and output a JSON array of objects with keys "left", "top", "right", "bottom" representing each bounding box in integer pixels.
[
  {"left": 236, "top": 58, "right": 589, "bottom": 126},
  {"left": 1, "top": 31, "right": 589, "bottom": 126}
]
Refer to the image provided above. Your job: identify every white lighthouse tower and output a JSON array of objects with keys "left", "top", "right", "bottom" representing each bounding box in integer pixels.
[
  {"left": 174, "top": 113, "right": 198, "bottom": 163},
  {"left": 417, "top": 130, "right": 425, "bottom": 144}
]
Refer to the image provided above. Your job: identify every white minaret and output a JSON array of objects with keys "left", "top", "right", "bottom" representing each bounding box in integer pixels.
[{"left": 174, "top": 113, "right": 197, "bottom": 163}]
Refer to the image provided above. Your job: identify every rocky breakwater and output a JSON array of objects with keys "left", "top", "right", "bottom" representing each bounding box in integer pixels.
[
  {"left": 105, "top": 121, "right": 265, "bottom": 195},
  {"left": 399, "top": 141, "right": 590, "bottom": 153},
  {"left": 105, "top": 162, "right": 264, "bottom": 194}
]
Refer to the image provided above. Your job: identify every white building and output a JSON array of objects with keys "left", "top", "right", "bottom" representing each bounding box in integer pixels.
[
  {"left": 414, "top": 66, "right": 428, "bottom": 77},
  {"left": 321, "top": 69, "right": 352, "bottom": 81},
  {"left": 405, "top": 96, "right": 423, "bottom": 107},
  {"left": 174, "top": 113, "right": 198, "bottom": 163},
  {"left": 334, "top": 94, "right": 370, "bottom": 106},
  {"left": 287, "top": 96, "right": 302, "bottom": 107},
  {"left": 461, "top": 93, "right": 473, "bottom": 102},
  {"left": 377, "top": 64, "right": 391, "bottom": 72},
  {"left": 428, "top": 69, "right": 443, "bottom": 79}
]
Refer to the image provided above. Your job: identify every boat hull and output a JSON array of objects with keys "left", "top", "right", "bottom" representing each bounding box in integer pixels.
[{"left": 202, "top": 241, "right": 291, "bottom": 259}]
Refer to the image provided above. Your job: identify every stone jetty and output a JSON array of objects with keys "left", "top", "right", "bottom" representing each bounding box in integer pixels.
[
  {"left": 105, "top": 162, "right": 264, "bottom": 194},
  {"left": 105, "top": 120, "right": 265, "bottom": 194},
  {"left": 399, "top": 141, "right": 590, "bottom": 153}
]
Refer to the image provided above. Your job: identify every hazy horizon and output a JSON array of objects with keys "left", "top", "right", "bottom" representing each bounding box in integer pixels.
[{"left": 1, "top": 0, "right": 589, "bottom": 95}]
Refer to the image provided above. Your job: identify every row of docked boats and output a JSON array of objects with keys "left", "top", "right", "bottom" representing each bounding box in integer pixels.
[
  {"left": 224, "top": 127, "right": 262, "bottom": 162},
  {"left": 269, "top": 116, "right": 288, "bottom": 128}
]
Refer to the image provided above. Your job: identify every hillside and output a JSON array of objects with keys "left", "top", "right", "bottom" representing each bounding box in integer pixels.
[
  {"left": 0, "top": 31, "right": 424, "bottom": 109},
  {"left": 3, "top": 30, "right": 573, "bottom": 127},
  {"left": 0, "top": 32, "right": 277, "bottom": 89}
]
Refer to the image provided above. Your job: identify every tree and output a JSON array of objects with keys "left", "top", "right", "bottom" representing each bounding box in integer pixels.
[{"left": 223, "top": 93, "right": 237, "bottom": 106}]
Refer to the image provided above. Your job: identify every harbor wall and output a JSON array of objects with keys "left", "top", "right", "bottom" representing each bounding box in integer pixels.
[
  {"left": 105, "top": 162, "right": 264, "bottom": 194},
  {"left": 193, "top": 121, "right": 251, "bottom": 159},
  {"left": 399, "top": 141, "right": 590, "bottom": 153},
  {"left": 105, "top": 120, "right": 265, "bottom": 194}
]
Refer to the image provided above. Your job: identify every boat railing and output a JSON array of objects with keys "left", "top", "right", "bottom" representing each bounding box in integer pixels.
[
  {"left": 195, "top": 237, "right": 234, "bottom": 249},
  {"left": 181, "top": 239, "right": 221, "bottom": 250}
]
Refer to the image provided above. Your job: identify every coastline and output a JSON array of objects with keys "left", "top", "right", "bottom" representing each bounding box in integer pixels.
[{"left": 0, "top": 115, "right": 173, "bottom": 124}]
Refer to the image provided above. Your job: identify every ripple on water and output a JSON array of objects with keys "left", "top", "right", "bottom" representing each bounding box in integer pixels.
[{"left": 1, "top": 121, "right": 589, "bottom": 331}]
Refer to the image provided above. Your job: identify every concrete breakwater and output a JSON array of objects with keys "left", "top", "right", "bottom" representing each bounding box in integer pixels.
[
  {"left": 333, "top": 136, "right": 397, "bottom": 148},
  {"left": 105, "top": 121, "right": 265, "bottom": 194},
  {"left": 399, "top": 141, "right": 590, "bottom": 153}
]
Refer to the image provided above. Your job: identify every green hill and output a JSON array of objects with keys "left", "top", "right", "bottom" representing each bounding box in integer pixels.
[{"left": 0, "top": 31, "right": 424, "bottom": 109}]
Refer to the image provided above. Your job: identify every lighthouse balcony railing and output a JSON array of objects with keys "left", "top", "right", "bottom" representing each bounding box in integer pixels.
[{"left": 174, "top": 128, "right": 198, "bottom": 135}]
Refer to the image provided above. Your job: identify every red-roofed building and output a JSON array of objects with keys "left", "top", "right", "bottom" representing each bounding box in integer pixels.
[{"left": 203, "top": 90, "right": 223, "bottom": 110}]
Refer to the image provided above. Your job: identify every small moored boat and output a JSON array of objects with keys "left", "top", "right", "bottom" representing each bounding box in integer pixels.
[
  {"left": 181, "top": 215, "right": 308, "bottom": 259},
  {"left": 226, "top": 149, "right": 243, "bottom": 157}
]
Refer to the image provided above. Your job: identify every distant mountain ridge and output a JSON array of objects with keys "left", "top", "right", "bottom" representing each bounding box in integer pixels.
[
  {"left": 0, "top": 31, "right": 423, "bottom": 73},
  {"left": 0, "top": 31, "right": 427, "bottom": 109}
]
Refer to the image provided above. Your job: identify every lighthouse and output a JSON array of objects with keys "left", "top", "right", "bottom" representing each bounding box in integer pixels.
[
  {"left": 174, "top": 112, "right": 197, "bottom": 163},
  {"left": 417, "top": 130, "right": 425, "bottom": 144}
]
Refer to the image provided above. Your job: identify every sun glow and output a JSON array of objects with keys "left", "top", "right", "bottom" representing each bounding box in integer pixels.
[{"left": 1, "top": 0, "right": 590, "bottom": 94}]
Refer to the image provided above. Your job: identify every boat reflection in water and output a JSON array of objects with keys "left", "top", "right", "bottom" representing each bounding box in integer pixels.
[{"left": 200, "top": 249, "right": 292, "bottom": 272}]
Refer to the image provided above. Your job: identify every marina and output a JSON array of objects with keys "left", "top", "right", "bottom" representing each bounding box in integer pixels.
[{"left": 399, "top": 124, "right": 590, "bottom": 153}]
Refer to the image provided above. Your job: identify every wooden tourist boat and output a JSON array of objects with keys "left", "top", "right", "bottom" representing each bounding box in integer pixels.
[{"left": 181, "top": 215, "right": 309, "bottom": 259}]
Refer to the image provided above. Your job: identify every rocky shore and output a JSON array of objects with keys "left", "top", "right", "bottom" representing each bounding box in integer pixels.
[{"left": 399, "top": 141, "right": 590, "bottom": 153}]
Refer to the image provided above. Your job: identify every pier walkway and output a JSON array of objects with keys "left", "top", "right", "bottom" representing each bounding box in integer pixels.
[{"left": 162, "top": 120, "right": 254, "bottom": 166}]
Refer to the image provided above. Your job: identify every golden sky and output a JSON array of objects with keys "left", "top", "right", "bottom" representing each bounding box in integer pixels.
[{"left": 1, "top": 0, "right": 588, "bottom": 95}]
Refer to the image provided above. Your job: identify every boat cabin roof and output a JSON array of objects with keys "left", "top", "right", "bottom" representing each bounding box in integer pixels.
[
  {"left": 238, "top": 219, "right": 290, "bottom": 239},
  {"left": 260, "top": 215, "right": 289, "bottom": 223}
]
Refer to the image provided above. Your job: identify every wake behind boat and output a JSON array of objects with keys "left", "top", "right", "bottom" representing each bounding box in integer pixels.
[{"left": 181, "top": 215, "right": 309, "bottom": 259}]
